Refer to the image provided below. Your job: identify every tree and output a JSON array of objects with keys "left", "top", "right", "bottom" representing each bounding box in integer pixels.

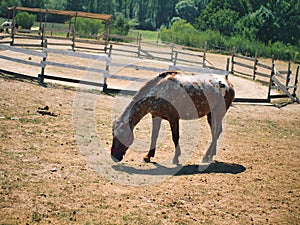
[
  {"left": 235, "top": 6, "right": 278, "bottom": 43},
  {"left": 66, "top": 0, "right": 83, "bottom": 11},
  {"left": 94, "top": 0, "right": 116, "bottom": 14},
  {"left": 268, "top": 0, "right": 300, "bottom": 45},
  {"left": 195, "top": 0, "right": 251, "bottom": 35},
  {"left": 194, "top": 0, "right": 209, "bottom": 12},
  {"left": 0, "top": 0, "right": 21, "bottom": 18},
  {"left": 20, "top": 0, "right": 45, "bottom": 8},
  {"left": 196, "top": 8, "right": 239, "bottom": 36},
  {"left": 44, "top": 0, "right": 67, "bottom": 22},
  {"left": 175, "top": 0, "right": 199, "bottom": 24},
  {"left": 44, "top": 0, "right": 67, "bottom": 10},
  {"left": 15, "top": 11, "right": 36, "bottom": 29},
  {"left": 110, "top": 13, "right": 130, "bottom": 35}
]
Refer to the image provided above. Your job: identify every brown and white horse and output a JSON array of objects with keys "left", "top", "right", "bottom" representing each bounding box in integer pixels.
[{"left": 111, "top": 71, "right": 235, "bottom": 164}]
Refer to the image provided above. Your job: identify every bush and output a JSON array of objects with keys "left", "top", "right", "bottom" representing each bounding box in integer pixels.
[
  {"left": 160, "top": 20, "right": 202, "bottom": 47},
  {"left": 110, "top": 14, "right": 130, "bottom": 36},
  {"left": 160, "top": 20, "right": 300, "bottom": 61},
  {"left": 73, "top": 17, "right": 104, "bottom": 36},
  {"left": 15, "top": 12, "right": 36, "bottom": 29}
]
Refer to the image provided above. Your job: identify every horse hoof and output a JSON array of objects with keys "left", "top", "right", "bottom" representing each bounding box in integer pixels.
[
  {"left": 172, "top": 158, "right": 179, "bottom": 165},
  {"left": 201, "top": 155, "right": 215, "bottom": 164},
  {"left": 143, "top": 157, "right": 151, "bottom": 163}
]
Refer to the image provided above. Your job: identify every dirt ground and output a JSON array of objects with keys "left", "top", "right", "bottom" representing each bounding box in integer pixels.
[
  {"left": 0, "top": 70, "right": 299, "bottom": 225},
  {"left": 0, "top": 38, "right": 300, "bottom": 224}
]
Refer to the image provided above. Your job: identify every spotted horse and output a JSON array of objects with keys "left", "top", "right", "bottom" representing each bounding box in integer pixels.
[{"left": 111, "top": 71, "right": 235, "bottom": 164}]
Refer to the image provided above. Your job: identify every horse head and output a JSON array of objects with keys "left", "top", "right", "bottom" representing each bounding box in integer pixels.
[{"left": 111, "top": 119, "right": 134, "bottom": 162}]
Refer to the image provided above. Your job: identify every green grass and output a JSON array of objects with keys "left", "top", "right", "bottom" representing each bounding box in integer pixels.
[{"left": 128, "top": 29, "right": 160, "bottom": 42}]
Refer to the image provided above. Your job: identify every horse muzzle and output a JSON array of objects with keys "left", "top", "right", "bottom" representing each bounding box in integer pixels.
[{"left": 111, "top": 148, "right": 125, "bottom": 162}]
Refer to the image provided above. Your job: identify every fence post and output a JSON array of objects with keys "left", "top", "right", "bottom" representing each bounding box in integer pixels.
[
  {"left": 203, "top": 42, "right": 207, "bottom": 67},
  {"left": 41, "top": 24, "right": 45, "bottom": 47},
  {"left": 293, "top": 65, "right": 299, "bottom": 97},
  {"left": 231, "top": 47, "right": 235, "bottom": 74},
  {"left": 39, "top": 39, "right": 48, "bottom": 84},
  {"left": 103, "top": 44, "right": 112, "bottom": 92},
  {"left": 226, "top": 58, "right": 230, "bottom": 80},
  {"left": 104, "top": 20, "right": 111, "bottom": 51},
  {"left": 286, "top": 62, "right": 291, "bottom": 88},
  {"left": 253, "top": 51, "right": 258, "bottom": 80},
  {"left": 137, "top": 33, "right": 142, "bottom": 58},
  {"left": 173, "top": 52, "right": 178, "bottom": 66},
  {"left": 267, "top": 55, "right": 275, "bottom": 102},
  {"left": 10, "top": 8, "right": 16, "bottom": 46},
  {"left": 72, "top": 26, "right": 76, "bottom": 51},
  {"left": 171, "top": 43, "right": 174, "bottom": 62}
]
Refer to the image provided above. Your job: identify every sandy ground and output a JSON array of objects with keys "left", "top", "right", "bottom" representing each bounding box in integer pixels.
[
  {"left": 0, "top": 73, "right": 300, "bottom": 225},
  {"left": 0, "top": 37, "right": 300, "bottom": 224}
]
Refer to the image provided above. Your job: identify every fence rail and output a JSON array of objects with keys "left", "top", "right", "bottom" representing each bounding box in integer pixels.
[{"left": 0, "top": 32, "right": 299, "bottom": 103}]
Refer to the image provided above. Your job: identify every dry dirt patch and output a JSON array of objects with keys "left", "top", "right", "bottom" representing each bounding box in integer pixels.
[{"left": 0, "top": 74, "right": 299, "bottom": 224}]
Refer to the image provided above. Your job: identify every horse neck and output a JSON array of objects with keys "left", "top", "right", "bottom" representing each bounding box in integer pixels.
[{"left": 122, "top": 97, "right": 152, "bottom": 130}]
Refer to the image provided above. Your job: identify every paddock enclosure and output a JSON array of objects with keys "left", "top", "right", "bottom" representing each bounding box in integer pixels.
[
  {"left": 0, "top": 68, "right": 300, "bottom": 224},
  {"left": 0, "top": 35, "right": 299, "bottom": 104},
  {"left": 1, "top": 8, "right": 300, "bottom": 224}
]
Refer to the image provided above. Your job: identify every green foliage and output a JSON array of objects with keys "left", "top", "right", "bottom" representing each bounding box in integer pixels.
[
  {"left": 20, "top": 0, "right": 45, "bottom": 8},
  {"left": 0, "top": 0, "right": 299, "bottom": 60},
  {"left": 268, "top": 0, "right": 300, "bottom": 45},
  {"left": 15, "top": 12, "right": 36, "bottom": 29},
  {"left": 0, "top": 0, "right": 21, "bottom": 18},
  {"left": 161, "top": 21, "right": 300, "bottom": 61},
  {"left": 44, "top": 0, "right": 68, "bottom": 22},
  {"left": 110, "top": 14, "right": 130, "bottom": 36},
  {"left": 175, "top": 0, "right": 199, "bottom": 23},
  {"left": 160, "top": 20, "right": 201, "bottom": 46},
  {"left": 235, "top": 6, "right": 278, "bottom": 43},
  {"left": 196, "top": 9, "right": 239, "bottom": 36},
  {"left": 130, "top": 0, "right": 178, "bottom": 30},
  {"left": 73, "top": 17, "right": 104, "bottom": 35}
]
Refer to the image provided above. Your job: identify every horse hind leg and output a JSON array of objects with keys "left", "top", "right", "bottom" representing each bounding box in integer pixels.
[
  {"left": 169, "top": 118, "right": 180, "bottom": 164},
  {"left": 144, "top": 117, "right": 162, "bottom": 163},
  {"left": 202, "top": 112, "right": 223, "bottom": 163}
]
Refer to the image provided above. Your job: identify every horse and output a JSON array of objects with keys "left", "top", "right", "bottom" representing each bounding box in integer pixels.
[{"left": 111, "top": 71, "right": 235, "bottom": 164}]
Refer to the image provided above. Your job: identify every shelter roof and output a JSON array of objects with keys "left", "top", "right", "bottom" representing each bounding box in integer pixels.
[{"left": 8, "top": 6, "right": 113, "bottom": 23}]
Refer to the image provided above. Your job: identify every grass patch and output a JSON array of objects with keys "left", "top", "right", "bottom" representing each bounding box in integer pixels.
[
  {"left": 129, "top": 29, "right": 160, "bottom": 42},
  {"left": 122, "top": 213, "right": 144, "bottom": 223}
]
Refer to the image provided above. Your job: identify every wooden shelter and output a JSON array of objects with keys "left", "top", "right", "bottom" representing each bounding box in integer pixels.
[
  {"left": 7, "top": 6, "right": 113, "bottom": 49},
  {"left": 8, "top": 6, "right": 113, "bottom": 22}
]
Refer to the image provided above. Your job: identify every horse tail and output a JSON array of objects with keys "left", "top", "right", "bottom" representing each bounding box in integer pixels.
[{"left": 224, "top": 80, "right": 235, "bottom": 110}]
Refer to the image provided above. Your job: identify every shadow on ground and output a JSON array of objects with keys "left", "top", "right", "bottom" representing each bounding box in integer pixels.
[{"left": 112, "top": 161, "right": 246, "bottom": 176}]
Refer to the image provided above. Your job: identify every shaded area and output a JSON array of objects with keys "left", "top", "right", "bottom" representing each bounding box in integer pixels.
[
  {"left": 175, "top": 161, "right": 246, "bottom": 175},
  {"left": 112, "top": 161, "right": 246, "bottom": 176}
]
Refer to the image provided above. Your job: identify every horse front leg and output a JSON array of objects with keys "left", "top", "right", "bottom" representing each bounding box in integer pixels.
[
  {"left": 169, "top": 118, "right": 180, "bottom": 165},
  {"left": 202, "top": 112, "right": 223, "bottom": 163},
  {"left": 144, "top": 117, "right": 162, "bottom": 163}
]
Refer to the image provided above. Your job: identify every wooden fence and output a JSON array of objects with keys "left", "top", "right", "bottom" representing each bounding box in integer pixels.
[
  {"left": 0, "top": 24, "right": 107, "bottom": 52},
  {"left": 0, "top": 36, "right": 299, "bottom": 103},
  {"left": 0, "top": 43, "right": 45, "bottom": 68},
  {"left": 0, "top": 41, "right": 223, "bottom": 96},
  {"left": 2, "top": 28, "right": 208, "bottom": 68},
  {"left": 231, "top": 50, "right": 299, "bottom": 103},
  {"left": 107, "top": 33, "right": 208, "bottom": 67}
]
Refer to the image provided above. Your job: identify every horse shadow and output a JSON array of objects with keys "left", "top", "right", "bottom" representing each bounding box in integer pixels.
[{"left": 112, "top": 161, "right": 246, "bottom": 176}]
